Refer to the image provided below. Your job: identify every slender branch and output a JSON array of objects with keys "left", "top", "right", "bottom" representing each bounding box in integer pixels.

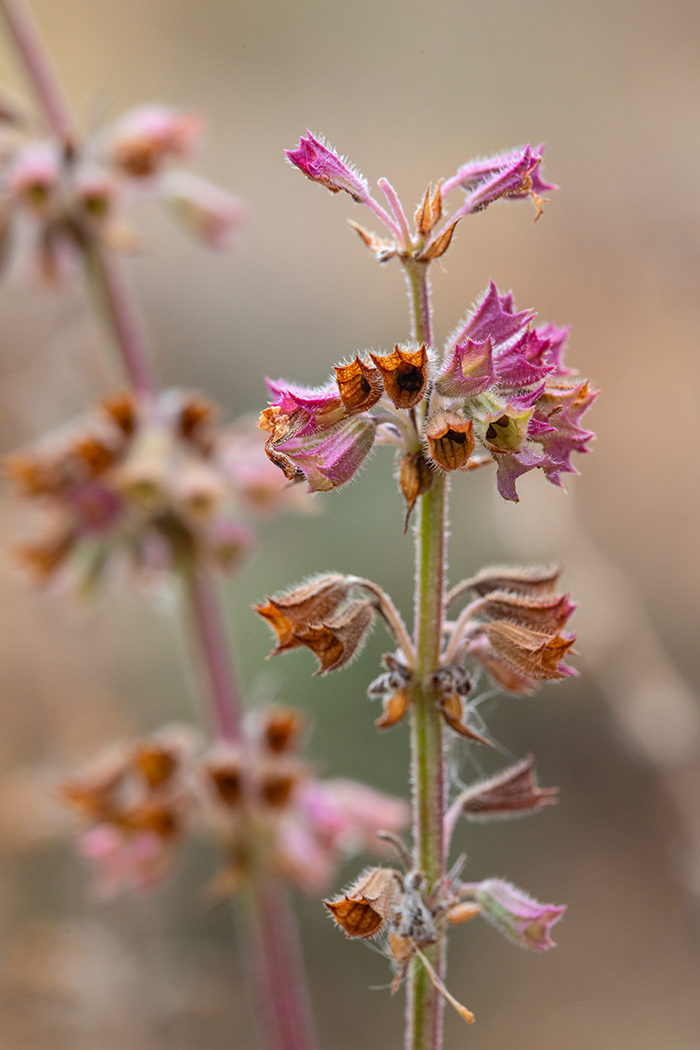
[
  {"left": 444, "top": 577, "right": 478, "bottom": 610},
  {"left": 84, "top": 243, "right": 159, "bottom": 397},
  {"left": 185, "top": 565, "right": 242, "bottom": 742},
  {"left": 346, "top": 575, "right": 416, "bottom": 666},
  {"left": 1, "top": 0, "right": 75, "bottom": 144},
  {"left": 442, "top": 596, "right": 488, "bottom": 665},
  {"left": 378, "top": 177, "right": 413, "bottom": 252},
  {"left": 242, "top": 873, "right": 319, "bottom": 1050},
  {"left": 363, "top": 193, "right": 403, "bottom": 241}
]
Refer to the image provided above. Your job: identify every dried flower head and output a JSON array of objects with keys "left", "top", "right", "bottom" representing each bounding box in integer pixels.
[
  {"left": 444, "top": 566, "right": 578, "bottom": 694},
  {"left": 255, "top": 575, "right": 377, "bottom": 674},
  {"left": 0, "top": 102, "right": 243, "bottom": 283},
  {"left": 61, "top": 726, "right": 197, "bottom": 896},
  {"left": 260, "top": 279, "right": 595, "bottom": 505},
  {"left": 63, "top": 710, "right": 409, "bottom": 899},
  {"left": 7, "top": 391, "right": 303, "bottom": 589}
]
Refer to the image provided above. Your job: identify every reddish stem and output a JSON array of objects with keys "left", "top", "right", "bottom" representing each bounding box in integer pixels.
[
  {"left": 245, "top": 874, "right": 319, "bottom": 1050},
  {"left": 187, "top": 565, "right": 242, "bottom": 742},
  {"left": 1, "top": 0, "right": 75, "bottom": 145},
  {"left": 86, "top": 244, "right": 159, "bottom": 397}
]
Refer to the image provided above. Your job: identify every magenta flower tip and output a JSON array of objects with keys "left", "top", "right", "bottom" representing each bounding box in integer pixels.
[
  {"left": 285, "top": 130, "right": 369, "bottom": 203},
  {"left": 475, "top": 878, "right": 566, "bottom": 950}
]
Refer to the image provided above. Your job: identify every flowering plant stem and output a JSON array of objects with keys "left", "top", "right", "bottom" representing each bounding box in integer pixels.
[
  {"left": 405, "top": 260, "right": 448, "bottom": 1050},
  {"left": 243, "top": 872, "right": 319, "bottom": 1050},
  {"left": 1, "top": 5, "right": 318, "bottom": 1048}
]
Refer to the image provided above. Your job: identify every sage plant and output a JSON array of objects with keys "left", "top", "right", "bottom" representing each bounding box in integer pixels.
[{"left": 256, "top": 131, "right": 597, "bottom": 1046}]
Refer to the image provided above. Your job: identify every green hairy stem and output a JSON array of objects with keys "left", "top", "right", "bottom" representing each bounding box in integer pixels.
[{"left": 404, "top": 260, "right": 448, "bottom": 1050}]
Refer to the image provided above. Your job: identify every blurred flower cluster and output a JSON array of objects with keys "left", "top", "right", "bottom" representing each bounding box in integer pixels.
[
  {"left": 0, "top": 103, "right": 244, "bottom": 282},
  {"left": 61, "top": 709, "right": 409, "bottom": 898},
  {"left": 6, "top": 389, "right": 307, "bottom": 590}
]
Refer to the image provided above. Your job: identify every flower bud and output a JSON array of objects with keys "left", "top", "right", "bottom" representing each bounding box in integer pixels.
[
  {"left": 475, "top": 878, "right": 566, "bottom": 950},
  {"left": 285, "top": 131, "right": 370, "bottom": 202}
]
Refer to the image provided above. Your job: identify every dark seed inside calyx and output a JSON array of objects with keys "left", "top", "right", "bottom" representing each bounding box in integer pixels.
[
  {"left": 445, "top": 430, "right": 466, "bottom": 444},
  {"left": 359, "top": 377, "right": 370, "bottom": 394},
  {"left": 397, "top": 367, "right": 423, "bottom": 392}
]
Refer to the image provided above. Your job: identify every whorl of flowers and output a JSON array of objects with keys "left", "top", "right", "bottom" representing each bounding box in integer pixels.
[
  {"left": 0, "top": 103, "right": 244, "bottom": 282},
  {"left": 260, "top": 281, "right": 596, "bottom": 504},
  {"left": 5, "top": 389, "right": 305, "bottom": 590},
  {"left": 61, "top": 710, "right": 409, "bottom": 898}
]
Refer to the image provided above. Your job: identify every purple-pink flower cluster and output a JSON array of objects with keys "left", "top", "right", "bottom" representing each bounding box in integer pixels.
[{"left": 260, "top": 280, "right": 596, "bottom": 502}]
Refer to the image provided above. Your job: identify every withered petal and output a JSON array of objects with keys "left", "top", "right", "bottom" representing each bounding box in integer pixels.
[
  {"left": 438, "top": 692, "right": 492, "bottom": 745},
  {"left": 375, "top": 687, "right": 411, "bottom": 730},
  {"left": 457, "top": 754, "right": 558, "bottom": 820}
]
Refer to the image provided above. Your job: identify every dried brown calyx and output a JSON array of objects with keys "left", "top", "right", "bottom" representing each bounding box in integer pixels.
[
  {"left": 399, "top": 451, "right": 433, "bottom": 531},
  {"left": 454, "top": 755, "right": 558, "bottom": 821},
  {"left": 425, "top": 410, "right": 475, "bottom": 472},
  {"left": 258, "top": 708, "right": 305, "bottom": 754},
  {"left": 458, "top": 564, "right": 562, "bottom": 601},
  {"left": 254, "top": 574, "right": 376, "bottom": 674},
  {"left": 324, "top": 866, "right": 401, "bottom": 938},
  {"left": 369, "top": 345, "right": 429, "bottom": 410},
  {"left": 433, "top": 665, "right": 491, "bottom": 744},
  {"left": 486, "top": 621, "right": 576, "bottom": 681},
  {"left": 414, "top": 181, "right": 443, "bottom": 239},
  {"left": 334, "top": 356, "right": 384, "bottom": 415},
  {"left": 368, "top": 653, "right": 412, "bottom": 729}
]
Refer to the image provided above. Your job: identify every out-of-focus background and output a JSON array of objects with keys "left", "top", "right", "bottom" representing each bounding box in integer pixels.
[{"left": 0, "top": 0, "right": 699, "bottom": 1047}]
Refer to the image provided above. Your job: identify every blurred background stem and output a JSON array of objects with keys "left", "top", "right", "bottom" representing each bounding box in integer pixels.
[{"left": 0, "top": 4, "right": 318, "bottom": 1048}]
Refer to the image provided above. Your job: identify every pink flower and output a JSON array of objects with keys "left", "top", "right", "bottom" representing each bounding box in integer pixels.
[
  {"left": 299, "top": 778, "right": 410, "bottom": 854},
  {"left": 474, "top": 878, "right": 566, "bottom": 950},
  {"left": 285, "top": 131, "right": 370, "bottom": 203},
  {"left": 162, "top": 170, "right": 246, "bottom": 249},
  {"left": 78, "top": 824, "right": 170, "bottom": 898},
  {"left": 106, "top": 105, "right": 203, "bottom": 178},
  {"left": 442, "top": 144, "right": 557, "bottom": 217},
  {"left": 276, "top": 417, "right": 377, "bottom": 493}
]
